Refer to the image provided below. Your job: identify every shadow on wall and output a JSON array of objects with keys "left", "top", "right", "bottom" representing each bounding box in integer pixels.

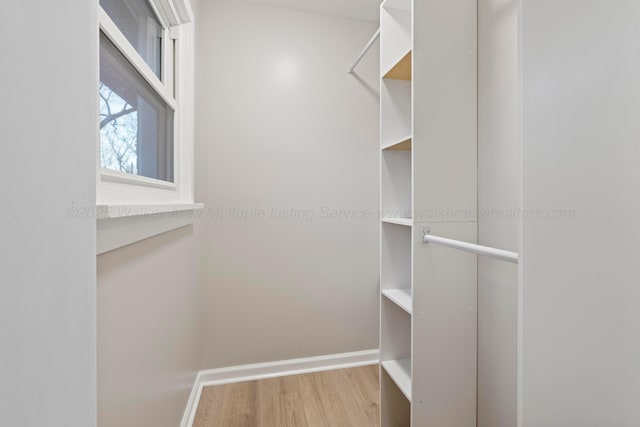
[{"left": 350, "top": 71, "right": 380, "bottom": 101}]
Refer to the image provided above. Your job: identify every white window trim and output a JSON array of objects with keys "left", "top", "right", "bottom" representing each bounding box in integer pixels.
[
  {"left": 97, "top": 0, "right": 202, "bottom": 254},
  {"left": 99, "top": 8, "right": 177, "bottom": 111}
]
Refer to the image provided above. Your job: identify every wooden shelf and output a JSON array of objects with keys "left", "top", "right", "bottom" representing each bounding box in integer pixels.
[
  {"left": 383, "top": 50, "right": 412, "bottom": 81},
  {"left": 382, "top": 136, "right": 412, "bottom": 151},
  {"left": 382, "top": 288, "right": 412, "bottom": 314},
  {"left": 381, "top": 359, "right": 412, "bottom": 401},
  {"left": 382, "top": 217, "right": 413, "bottom": 227}
]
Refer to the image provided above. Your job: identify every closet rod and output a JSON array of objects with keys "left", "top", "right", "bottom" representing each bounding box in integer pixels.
[
  {"left": 423, "top": 230, "right": 519, "bottom": 264},
  {"left": 347, "top": 28, "right": 380, "bottom": 74}
]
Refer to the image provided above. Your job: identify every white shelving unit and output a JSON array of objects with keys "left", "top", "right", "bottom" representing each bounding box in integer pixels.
[
  {"left": 379, "top": 0, "right": 478, "bottom": 425},
  {"left": 379, "top": 1, "right": 413, "bottom": 424}
]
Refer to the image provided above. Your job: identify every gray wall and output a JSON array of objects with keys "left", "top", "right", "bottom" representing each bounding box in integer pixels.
[
  {"left": 0, "top": 1, "right": 98, "bottom": 426},
  {"left": 194, "top": 0, "right": 380, "bottom": 369},
  {"left": 522, "top": 1, "right": 640, "bottom": 425},
  {"left": 477, "top": 0, "right": 519, "bottom": 426},
  {"left": 97, "top": 227, "right": 200, "bottom": 427}
]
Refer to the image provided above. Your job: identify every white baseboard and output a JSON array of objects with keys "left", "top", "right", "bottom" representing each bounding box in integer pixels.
[
  {"left": 180, "top": 349, "right": 379, "bottom": 427},
  {"left": 180, "top": 374, "right": 204, "bottom": 427}
]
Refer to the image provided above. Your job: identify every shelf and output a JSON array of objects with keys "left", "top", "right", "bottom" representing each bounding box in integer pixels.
[
  {"left": 383, "top": 50, "right": 412, "bottom": 81},
  {"left": 382, "top": 288, "right": 412, "bottom": 314},
  {"left": 382, "top": 136, "right": 412, "bottom": 151},
  {"left": 381, "top": 217, "right": 413, "bottom": 227},
  {"left": 381, "top": 359, "right": 412, "bottom": 401}
]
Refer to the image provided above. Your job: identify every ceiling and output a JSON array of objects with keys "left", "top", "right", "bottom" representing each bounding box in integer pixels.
[{"left": 236, "top": 0, "right": 382, "bottom": 22}]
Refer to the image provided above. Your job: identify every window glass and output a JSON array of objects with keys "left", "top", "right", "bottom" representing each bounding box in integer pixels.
[
  {"left": 100, "top": 0, "right": 163, "bottom": 78},
  {"left": 100, "top": 32, "right": 174, "bottom": 182}
]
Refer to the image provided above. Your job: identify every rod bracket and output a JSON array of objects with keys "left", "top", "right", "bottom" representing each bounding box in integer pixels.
[{"left": 422, "top": 227, "right": 431, "bottom": 242}]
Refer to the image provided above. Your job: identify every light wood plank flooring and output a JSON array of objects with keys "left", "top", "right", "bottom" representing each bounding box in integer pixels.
[{"left": 193, "top": 364, "right": 380, "bottom": 427}]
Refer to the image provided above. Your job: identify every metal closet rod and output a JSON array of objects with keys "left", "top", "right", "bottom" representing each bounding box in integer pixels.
[
  {"left": 423, "top": 229, "right": 519, "bottom": 264},
  {"left": 347, "top": 28, "right": 380, "bottom": 74}
]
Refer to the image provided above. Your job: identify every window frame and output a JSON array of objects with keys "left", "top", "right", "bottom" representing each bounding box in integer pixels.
[
  {"left": 96, "top": 0, "right": 200, "bottom": 255},
  {"left": 97, "top": 0, "right": 194, "bottom": 206}
]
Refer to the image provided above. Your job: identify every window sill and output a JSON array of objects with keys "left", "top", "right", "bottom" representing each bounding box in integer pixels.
[{"left": 97, "top": 203, "right": 203, "bottom": 255}]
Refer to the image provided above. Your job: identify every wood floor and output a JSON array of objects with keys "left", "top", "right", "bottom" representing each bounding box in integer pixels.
[{"left": 193, "top": 365, "right": 380, "bottom": 427}]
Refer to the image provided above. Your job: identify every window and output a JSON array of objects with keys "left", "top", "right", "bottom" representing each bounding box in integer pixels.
[
  {"left": 100, "top": 33, "right": 174, "bottom": 182},
  {"left": 96, "top": 0, "right": 199, "bottom": 254},
  {"left": 100, "top": 0, "right": 164, "bottom": 78},
  {"left": 97, "top": 0, "right": 195, "bottom": 206}
]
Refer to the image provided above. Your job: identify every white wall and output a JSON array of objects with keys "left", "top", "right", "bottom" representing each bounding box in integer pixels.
[
  {"left": 477, "top": 0, "right": 519, "bottom": 426},
  {"left": 97, "top": 227, "right": 200, "bottom": 427},
  {"left": 0, "top": 1, "right": 97, "bottom": 426},
  {"left": 194, "top": 0, "right": 380, "bottom": 368},
  {"left": 522, "top": 1, "right": 640, "bottom": 425}
]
